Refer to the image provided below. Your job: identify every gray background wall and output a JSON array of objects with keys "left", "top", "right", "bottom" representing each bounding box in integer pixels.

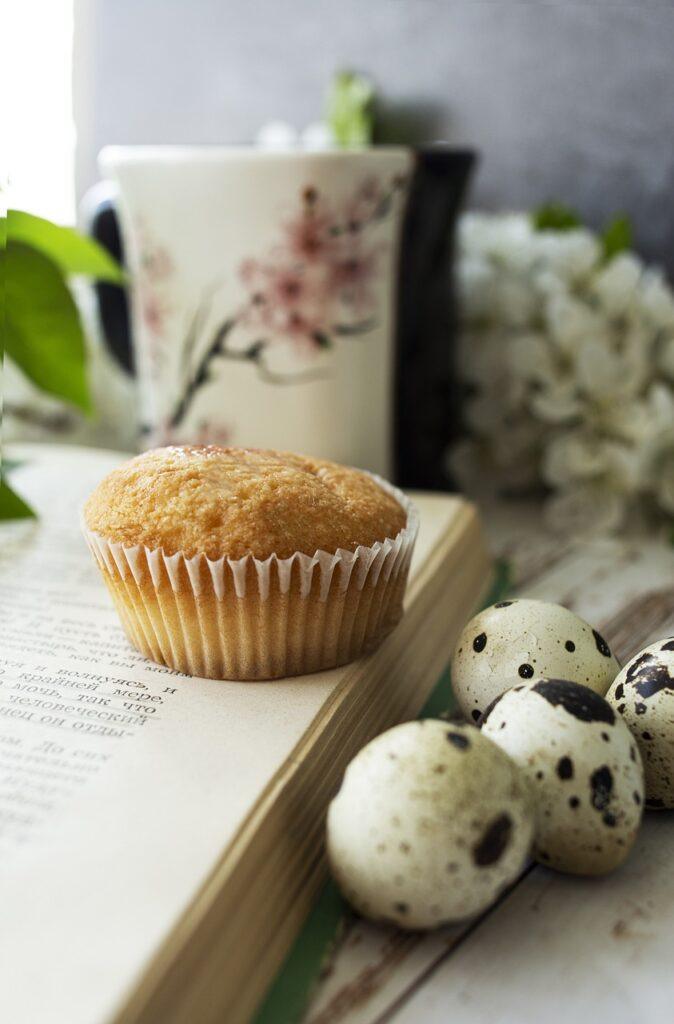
[{"left": 75, "top": 1, "right": 674, "bottom": 276}]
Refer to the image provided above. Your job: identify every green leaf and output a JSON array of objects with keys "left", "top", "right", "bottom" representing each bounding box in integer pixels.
[
  {"left": 1, "top": 214, "right": 6, "bottom": 360},
  {"left": 8, "top": 210, "right": 125, "bottom": 284},
  {"left": 532, "top": 203, "right": 582, "bottom": 232},
  {"left": 5, "top": 242, "right": 92, "bottom": 413},
  {"left": 327, "top": 71, "right": 374, "bottom": 147},
  {"left": 601, "top": 215, "right": 632, "bottom": 262},
  {"left": 0, "top": 478, "right": 36, "bottom": 520}
]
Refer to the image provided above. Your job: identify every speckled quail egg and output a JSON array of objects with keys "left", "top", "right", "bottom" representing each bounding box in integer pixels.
[
  {"left": 606, "top": 638, "right": 674, "bottom": 809},
  {"left": 482, "top": 678, "right": 644, "bottom": 875},
  {"left": 326, "top": 720, "right": 534, "bottom": 929},
  {"left": 452, "top": 599, "right": 620, "bottom": 723}
]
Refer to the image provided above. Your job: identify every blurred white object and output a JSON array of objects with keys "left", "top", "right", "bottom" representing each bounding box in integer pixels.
[
  {"left": 255, "top": 121, "right": 299, "bottom": 149},
  {"left": 452, "top": 212, "right": 674, "bottom": 536},
  {"left": 255, "top": 120, "right": 336, "bottom": 151},
  {"left": 5, "top": 0, "right": 75, "bottom": 222},
  {"left": 300, "top": 122, "right": 336, "bottom": 150}
]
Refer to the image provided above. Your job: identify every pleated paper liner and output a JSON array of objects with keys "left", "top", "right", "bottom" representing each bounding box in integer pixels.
[{"left": 82, "top": 479, "right": 418, "bottom": 681}]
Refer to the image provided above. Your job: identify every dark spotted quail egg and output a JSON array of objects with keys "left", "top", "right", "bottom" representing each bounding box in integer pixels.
[
  {"left": 326, "top": 720, "right": 534, "bottom": 930},
  {"left": 606, "top": 638, "right": 674, "bottom": 809},
  {"left": 482, "top": 678, "right": 644, "bottom": 874},
  {"left": 451, "top": 599, "right": 620, "bottom": 723}
]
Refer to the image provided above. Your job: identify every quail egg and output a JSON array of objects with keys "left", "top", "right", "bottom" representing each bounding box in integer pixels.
[
  {"left": 606, "top": 638, "right": 674, "bottom": 809},
  {"left": 326, "top": 720, "right": 534, "bottom": 929},
  {"left": 452, "top": 599, "right": 620, "bottom": 723},
  {"left": 482, "top": 678, "right": 644, "bottom": 874}
]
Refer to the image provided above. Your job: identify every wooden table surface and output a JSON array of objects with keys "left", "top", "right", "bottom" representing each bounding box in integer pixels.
[{"left": 302, "top": 504, "right": 674, "bottom": 1024}]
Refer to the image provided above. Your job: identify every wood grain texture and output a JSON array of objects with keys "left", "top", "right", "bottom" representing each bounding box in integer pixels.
[
  {"left": 392, "top": 816, "right": 674, "bottom": 1024},
  {"left": 304, "top": 508, "right": 674, "bottom": 1024}
]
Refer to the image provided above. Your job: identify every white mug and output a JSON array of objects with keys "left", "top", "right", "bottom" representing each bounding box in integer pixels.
[{"left": 98, "top": 146, "right": 412, "bottom": 476}]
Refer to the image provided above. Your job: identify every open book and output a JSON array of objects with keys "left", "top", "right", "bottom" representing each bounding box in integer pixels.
[{"left": 0, "top": 444, "right": 491, "bottom": 1024}]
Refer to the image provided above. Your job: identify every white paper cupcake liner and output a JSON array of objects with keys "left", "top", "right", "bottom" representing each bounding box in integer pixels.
[{"left": 82, "top": 474, "right": 418, "bottom": 681}]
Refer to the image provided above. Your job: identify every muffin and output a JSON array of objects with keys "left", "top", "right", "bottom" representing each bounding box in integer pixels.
[{"left": 82, "top": 446, "right": 418, "bottom": 680}]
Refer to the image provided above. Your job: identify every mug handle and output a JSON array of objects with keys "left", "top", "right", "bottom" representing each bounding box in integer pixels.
[{"left": 80, "top": 181, "right": 134, "bottom": 374}]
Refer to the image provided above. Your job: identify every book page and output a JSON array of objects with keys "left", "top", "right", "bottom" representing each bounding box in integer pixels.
[{"left": 0, "top": 445, "right": 446, "bottom": 1024}]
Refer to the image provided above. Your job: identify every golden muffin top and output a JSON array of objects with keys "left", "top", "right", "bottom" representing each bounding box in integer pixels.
[{"left": 83, "top": 445, "right": 407, "bottom": 560}]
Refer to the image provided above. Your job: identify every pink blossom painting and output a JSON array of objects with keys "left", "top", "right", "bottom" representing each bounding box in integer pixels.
[
  {"left": 163, "top": 172, "right": 408, "bottom": 433},
  {"left": 134, "top": 219, "right": 175, "bottom": 374}
]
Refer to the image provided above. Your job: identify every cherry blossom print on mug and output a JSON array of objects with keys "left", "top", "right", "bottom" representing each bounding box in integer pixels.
[
  {"left": 162, "top": 173, "right": 408, "bottom": 435},
  {"left": 134, "top": 218, "right": 175, "bottom": 376}
]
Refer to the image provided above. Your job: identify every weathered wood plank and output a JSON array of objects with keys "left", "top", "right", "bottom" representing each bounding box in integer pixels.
[
  {"left": 304, "top": 516, "right": 674, "bottom": 1024},
  {"left": 392, "top": 815, "right": 674, "bottom": 1024}
]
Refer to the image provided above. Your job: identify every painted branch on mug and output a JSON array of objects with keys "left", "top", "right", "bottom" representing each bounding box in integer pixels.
[{"left": 166, "top": 174, "right": 406, "bottom": 432}]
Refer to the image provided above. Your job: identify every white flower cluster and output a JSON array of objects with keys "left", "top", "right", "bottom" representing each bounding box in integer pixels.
[{"left": 451, "top": 212, "right": 674, "bottom": 535}]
